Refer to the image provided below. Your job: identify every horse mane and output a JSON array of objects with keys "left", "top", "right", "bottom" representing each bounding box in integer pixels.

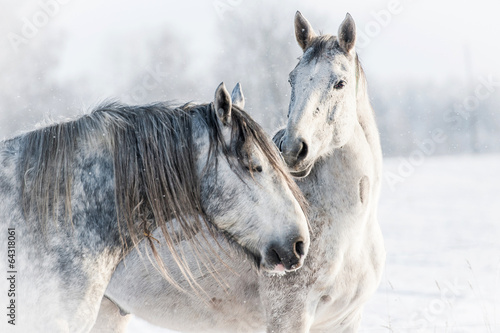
[{"left": 17, "top": 100, "right": 305, "bottom": 291}]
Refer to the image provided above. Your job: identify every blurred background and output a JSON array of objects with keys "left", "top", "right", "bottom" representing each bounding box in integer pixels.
[
  {"left": 1, "top": 0, "right": 499, "bottom": 156},
  {"left": 1, "top": 0, "right": 498, "bottom": 331}
]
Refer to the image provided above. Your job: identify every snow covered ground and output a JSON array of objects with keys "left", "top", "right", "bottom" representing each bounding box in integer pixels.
[
  {"left": 127, "top": 154, "right": 500, "bottom": 333},
  {"left": 361, "top": 154, "right": 500, "bottom": 332}
]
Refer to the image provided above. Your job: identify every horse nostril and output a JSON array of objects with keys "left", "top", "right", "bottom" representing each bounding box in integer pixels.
[
  {"left": 265, "top": 240, "right": 305, "bottom": 271},
  {"left": 297, "top": 140, "right": 308, "bottom": 162},
  {"left": 294, "top": 240, "right": 305, "bottom": 258},
  {"left": 270, "top": 248, "right": 282, "bottom": 265}
]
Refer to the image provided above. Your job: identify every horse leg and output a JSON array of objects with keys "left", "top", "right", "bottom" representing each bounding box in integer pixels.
[
  {"left": 90, "top": 297, "right": 131, "bottom": 333},
  {"left": 262, "top": 303, "right": 312, "bottom": 333}
]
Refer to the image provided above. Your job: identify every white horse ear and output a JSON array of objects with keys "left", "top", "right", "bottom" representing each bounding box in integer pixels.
[
  {"left": 231, "top": 82, "right": 245, "bottom": 109},
  {"left": 295, "top": 11, "right": 316, "bottom": 52},
  {"left": 338, "top": 13, "right": 356, "bottom": 55},
  {"left": 214, "top": 82, "right": 232, "bottom": 126}
]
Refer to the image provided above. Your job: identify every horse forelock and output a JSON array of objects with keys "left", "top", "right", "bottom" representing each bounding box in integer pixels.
[{"left": 302, "top": 35, "right": 338, "bottom": 63}]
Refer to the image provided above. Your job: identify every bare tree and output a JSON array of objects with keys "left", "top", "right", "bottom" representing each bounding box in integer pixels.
[
  {"left": 119, "top": 31, "right": 208, "bottom": 106},
  {"left": 214, "top": 2, "right": 322, "bottom": 133}
]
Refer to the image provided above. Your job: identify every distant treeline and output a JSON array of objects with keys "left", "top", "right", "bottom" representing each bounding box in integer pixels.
[{"left": 1, "top": 2, "right": 498, "bottom": 158}]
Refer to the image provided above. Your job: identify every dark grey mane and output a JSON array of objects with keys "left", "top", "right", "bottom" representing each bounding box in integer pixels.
[{"left": 16, "top": 99, "right": 304, "bottom": 288}]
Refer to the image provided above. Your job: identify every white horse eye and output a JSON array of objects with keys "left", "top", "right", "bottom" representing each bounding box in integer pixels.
[
  {"left": 334, "top": 80, "right": 346, "bottom": 89},
  {"left": 244, "top": 165, "right": 263, "bottom": 173}
]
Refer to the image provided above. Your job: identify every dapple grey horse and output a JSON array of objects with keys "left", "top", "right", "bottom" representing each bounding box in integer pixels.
[
  {"left": 92, "top": 12, "right": 384, "bottom": 333},
  {"left": 0, "top": 83, "right": 309, "bottom": 333}
]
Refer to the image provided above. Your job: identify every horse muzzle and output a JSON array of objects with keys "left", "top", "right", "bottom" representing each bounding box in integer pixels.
[
  {"left": 261, "top": 236, "right": 308, "bottom": 274},
  {"left": 274, "top": 130, "right": 314, "bottom": 178}
]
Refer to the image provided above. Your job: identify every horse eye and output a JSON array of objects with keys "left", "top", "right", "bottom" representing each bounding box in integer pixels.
[
  {"left": 244, "top": 165, "right": 263, "bottom": 173},
  {"left": 334, "top": 80, "right": 346, "bottom": 89},
  {"left": 288, "top": 77, "right": 292, "bottom": 86}
]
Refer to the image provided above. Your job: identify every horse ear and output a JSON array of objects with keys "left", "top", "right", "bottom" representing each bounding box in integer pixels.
[
  {"left": 231, "top": 82, "right": 245, "bottom": 109},
  {"left": 214, "top": 82, "right": 232, "bottom": 126},
  {"left": 295, "top": 11, "right": 316, "bottom": 52},
  {"left": 338, "top": 13, "right": 356, "bottom": 55}
]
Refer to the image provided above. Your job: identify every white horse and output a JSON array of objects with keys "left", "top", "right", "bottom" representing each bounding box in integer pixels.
[
  {"left": 92, "top": 12, "right": 384, "bottom": 333},
  {"left": 0, "top": 82, "right": 309, "bottom": 333}
]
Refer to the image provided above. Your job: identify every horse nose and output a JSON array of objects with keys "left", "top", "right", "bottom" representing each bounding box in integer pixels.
[
  {"left": 265, "top": 237, "right": 306, "bottom": 271},
  {"left": 281, "top": 137, "right": 308, "bottom": 167},
  {"left": 294, "top": 240, "right": 305, "bottom": 257}
]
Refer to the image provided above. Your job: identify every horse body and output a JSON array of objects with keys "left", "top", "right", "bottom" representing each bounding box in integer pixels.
[
  {"left": 92, "top": 13, "right": 384, "bottom": 333},
  {"left": 0, "top": 83, "right": 308, "bottom": 332},
  {"left": 261, "top": 12, "right": 385, "bottom": 332},
  {"left": 266, "top": 122, "right": 383, "bottom": 332},
  {"left": 0, "top": 131, "right": 123, "bottom": 332},
  {"left": 104, "top": 227, "right": 264, "bottom": 332},
  {"left": 96, "top": 127, "right": 383, "bottom": 331}
]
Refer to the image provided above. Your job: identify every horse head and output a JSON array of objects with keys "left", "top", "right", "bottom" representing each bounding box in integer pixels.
[
  {"left": 197, "top": 82, "right": 310, "bottom": 273},
  {"left": 278, "top": 12, "right": 360, "bottom": 178}
]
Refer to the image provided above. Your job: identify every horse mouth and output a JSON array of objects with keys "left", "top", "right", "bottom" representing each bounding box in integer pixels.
[
  {"left": 289, "top": 163, "right": 313, "bottom": 178},
  {"left": 252, "top": 251, "right": 303, "bottom": 274},
  {"left": 262, "top": 260, "right": 304, "bottom": 275}
]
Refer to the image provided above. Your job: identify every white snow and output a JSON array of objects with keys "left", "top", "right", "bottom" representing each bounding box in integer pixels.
[
  {"left": 128, "top": 154, "right": 500, "bottom": 332},
  {"left": 361, "top": 154, "right": 500, "bottom": 332}
]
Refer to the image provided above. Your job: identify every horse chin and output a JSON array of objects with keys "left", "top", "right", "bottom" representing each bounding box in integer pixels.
[
  {"left": 265, "top": 265, "right": 287, "bottom": 276},
  {"left": 261, "top": 262, "right": 286, "bottom": 275},
  {"left": 289, "top": 163, "right": 313, "bottom": 178}
]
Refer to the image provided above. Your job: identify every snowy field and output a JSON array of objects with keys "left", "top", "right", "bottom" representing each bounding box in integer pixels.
[{"left": 127, "top": 154, "right": 500, "bottom": 333}]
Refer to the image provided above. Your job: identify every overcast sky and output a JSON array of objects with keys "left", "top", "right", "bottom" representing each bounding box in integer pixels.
[{"left": 3, "top": 0, "right": 500, "bottom": 98}]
